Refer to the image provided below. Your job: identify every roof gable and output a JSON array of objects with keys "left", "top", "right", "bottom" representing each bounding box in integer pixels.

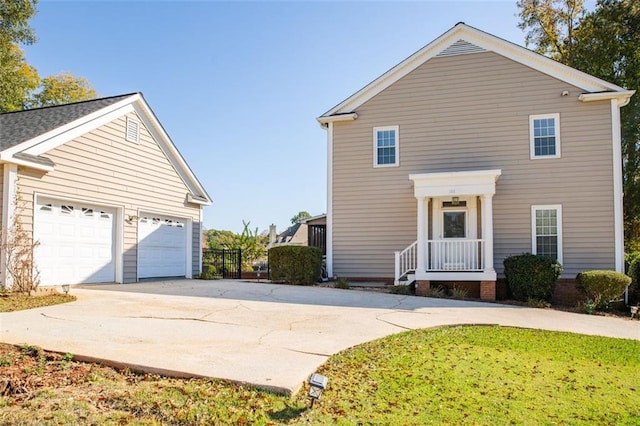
[
  {"left": 0, "top": 93, "right": 211, "bottom": 205},
  {"left": 319, "top": 23, "right": 631, "bottom": 119}
]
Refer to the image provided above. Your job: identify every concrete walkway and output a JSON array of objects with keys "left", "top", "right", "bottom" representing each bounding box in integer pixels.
[{"left": 1, "top": 279, "right": 638, "bottom": 395}]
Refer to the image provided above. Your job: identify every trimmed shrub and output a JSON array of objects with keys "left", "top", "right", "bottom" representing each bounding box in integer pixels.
[
  {"left": 503, "top": 253, "right": 562, "bottom": 302},
  {"left": 268, "top": 246, "right": 322, "bottom": 285},
  {"left": 576, "top": 270, "right": 631, "bottom": 310},
  {"left": 626, "top": 251, "right": 640, "bottom": 305}
]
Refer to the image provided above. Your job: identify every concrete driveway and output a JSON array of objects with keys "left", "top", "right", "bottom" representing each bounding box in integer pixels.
[{"left": 1, "top": 279, "right": 638, "bottom": 394}]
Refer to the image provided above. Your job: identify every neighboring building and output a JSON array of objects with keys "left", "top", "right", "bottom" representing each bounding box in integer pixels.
[
  {"left": 0, "top": 93, "right": 212, "bottom": 287},
  {"left": 317, "top": 23, "right": 633, "bottom": 301},
  {"left": 268, "top": 214, "right": 327, "bottom": 255}
]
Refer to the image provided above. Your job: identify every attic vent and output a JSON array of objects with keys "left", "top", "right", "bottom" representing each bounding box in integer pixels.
[
  {"left": 436, "top": 40, "right": 486, "bottom": 57},
  {"left": 126, "top": 117, "right": 140, "bottom": 143}
]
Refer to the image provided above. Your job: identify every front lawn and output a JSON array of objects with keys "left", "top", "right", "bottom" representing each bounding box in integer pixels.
[{"left": 1, "top": 326, "right": 638, "bottom": 424}]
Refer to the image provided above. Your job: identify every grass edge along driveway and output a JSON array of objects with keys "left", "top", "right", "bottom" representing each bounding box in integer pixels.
[{"left": 1, "top": 325, "right": 639, "bottom": 425}]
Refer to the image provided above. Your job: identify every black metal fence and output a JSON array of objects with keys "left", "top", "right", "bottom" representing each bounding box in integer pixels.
[{"left": 202, "top": 248, "right": 242, "bottom": 279}]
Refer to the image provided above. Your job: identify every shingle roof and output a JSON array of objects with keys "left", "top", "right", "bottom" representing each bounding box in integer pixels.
[
  {"left": 0, "top": 93, "right": 136, "bottom": 150},
  {"left": 277, "top": 223, "right": 302, "bottom": 243}
]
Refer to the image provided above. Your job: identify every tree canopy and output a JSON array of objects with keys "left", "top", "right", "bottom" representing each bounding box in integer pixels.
[
  {"left": 0, "top": 0, "right": 97, "bottom": 112},
  {"left": 518, "top": 0, "right": 640, "bottom": 245},
  {"left": 290, "top": 211, "right": 312, "bottom": 224}
]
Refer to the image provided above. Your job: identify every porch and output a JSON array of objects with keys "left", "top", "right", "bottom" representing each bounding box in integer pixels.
[{"left": 394, "top": 169, "right": 502, "bottom": 300}]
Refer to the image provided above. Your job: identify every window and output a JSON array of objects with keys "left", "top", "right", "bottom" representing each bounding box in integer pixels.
[
  {"left": 126, "top": 117, "right": 140, "bottom": 143},
  {"left": 532, "top": 205, "right": 562, "bottom": 264},
  {"left": 530, "top": 114, "right": 560, "bottom": 159},
  {"left": 373, "top": 126, "right": 399, "bottom": 167},
  {"left": 443, "top": 211, "right": 466, "bottom": 238}
]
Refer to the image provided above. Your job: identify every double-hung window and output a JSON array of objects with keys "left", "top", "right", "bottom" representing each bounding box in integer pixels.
[
  {"left": 531, "top": 205, "right": 562, "bottom": 264},
  {"left": 530, "top": 113, "right": 560, "bottom": 159},
  {"left": 373, "top": 126, "right": 399, "bottom": 167}
]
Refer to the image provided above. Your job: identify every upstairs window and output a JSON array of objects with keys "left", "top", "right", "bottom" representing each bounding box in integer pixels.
[
  {"left": 373, "top": 126, "right": 399, "bottom": 167},
  {"left": 530, "top": 113, "right": 560, "bottom": 159}
]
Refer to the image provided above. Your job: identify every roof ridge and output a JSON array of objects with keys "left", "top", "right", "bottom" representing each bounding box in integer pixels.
[{"left": 0, "top": 92, "right": 139, "bottom": 116}]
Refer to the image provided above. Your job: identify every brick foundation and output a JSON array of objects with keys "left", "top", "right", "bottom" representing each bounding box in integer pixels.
[
  {"left": 552, "top": 278, "right": 583, "bottom": 306},
  {"left": 415, "top": 280, "right": 431, "bottom": 297},
  {"left": 480, "top": 280, "right": 496, "bottom": 301}
]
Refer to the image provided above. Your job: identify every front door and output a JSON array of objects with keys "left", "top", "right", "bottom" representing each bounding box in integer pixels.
[{"left": 432, "top": 197, "right": 478, "bottom": 270}]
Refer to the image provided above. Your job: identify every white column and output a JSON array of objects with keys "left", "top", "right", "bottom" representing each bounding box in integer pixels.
[
  {"left": 416, "top": 197, "right": 426, "bottom": 271},
  {"left": 1, "top": 164, "right": 17, "bottom": 289},
  {"left": 325, "top": 122, "right": 334, "bottom": 278},
  {"left": 482, "top": 194, "right": 495, "bottom": 273}
]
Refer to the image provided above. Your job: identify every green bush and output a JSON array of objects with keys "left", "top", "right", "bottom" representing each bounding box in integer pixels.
[
  {"left": 626, "top": 251, "right": 640, "bottom": 305},
  {"left": 268, "top": 246, "right": 322, "bottom": 285},
  {"left": 576, "top": 270, "right": 631, "bottom": 310},
  {"left": 503, "top": 253, "right": 562, "bottom": 302}
]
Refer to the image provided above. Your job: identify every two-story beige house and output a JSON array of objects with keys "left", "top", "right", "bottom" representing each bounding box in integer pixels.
[
  {"left": 317, "top": 23, "right": 633, "bottom": 301},
  {"left": 0, "top": 93, "right": 211, "bottom": 287}
]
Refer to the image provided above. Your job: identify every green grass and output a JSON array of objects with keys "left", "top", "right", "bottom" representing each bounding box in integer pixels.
[
  {"left": 0, "top": 293, "right": 76, "bottom": 312},
  {"left": 1, "top": 326, "right": 638, "bottom": 425}
]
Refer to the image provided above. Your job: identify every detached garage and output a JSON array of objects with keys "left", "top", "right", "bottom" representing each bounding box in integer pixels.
[{"left": 0, "top": 93, "right": 211, "bottom": 287}]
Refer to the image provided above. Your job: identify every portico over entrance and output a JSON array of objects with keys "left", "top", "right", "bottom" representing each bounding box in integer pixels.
[{"left": 395, "top": 170, "right": 501, "bottom": 298}]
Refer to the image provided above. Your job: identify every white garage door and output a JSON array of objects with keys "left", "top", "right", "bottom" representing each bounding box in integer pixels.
[
  {"left": 34, "top": 198, "right": 116, "bottom": 286},
  {"left": 138, "top": 215, "right": 187, "bottom": 278}
]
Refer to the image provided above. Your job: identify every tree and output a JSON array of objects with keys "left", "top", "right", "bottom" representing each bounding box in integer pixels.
[
  {"left": 0, "top": 0, "right": 97, "bottom": 111},
  {"left": 518, "top": 0, "right": 640, "bottom": 244},
  {"left": 517, "top": 0, "right": 585, "bottom": 63},
  {"left": 0, "top": 43, "right": 39, "bottom": 111},
  {"left": 30, "top": 73, "right": 97, "bottom": 107},
  {"left": 290, "top": 211, "right": 312, "bottom": 224}
]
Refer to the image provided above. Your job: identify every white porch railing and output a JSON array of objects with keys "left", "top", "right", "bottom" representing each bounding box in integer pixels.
[
  {"left": 427, "top": 239, "right": 484, "bottom": 271},
  {"left": 394, "top": 240, "right": 417, "bottom": 284}
]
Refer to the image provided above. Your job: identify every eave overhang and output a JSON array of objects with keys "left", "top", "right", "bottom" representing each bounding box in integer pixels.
[{"left": 579, "top": 90, "right": 635, "bottom": 107}]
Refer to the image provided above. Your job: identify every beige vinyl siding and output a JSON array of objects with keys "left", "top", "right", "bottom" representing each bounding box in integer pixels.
[
  {"left": 332, "top": 51, "right": 614, "bottom": 278},
  {"left": 16, "top": 112, "right": 202, "bottom": 281}
]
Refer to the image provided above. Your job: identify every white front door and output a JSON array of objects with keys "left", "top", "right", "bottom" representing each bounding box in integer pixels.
[
  {"left": 431, "top": 197, "right": 478, "bottom": 270},
  {"left": 34, "top": 198, "right": 116, "bottom": 286},
  {"left": 137, "top": 214, "right": 187, "bottom": 278}
]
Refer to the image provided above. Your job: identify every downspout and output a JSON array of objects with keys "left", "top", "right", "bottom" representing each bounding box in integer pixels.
[
  {"left": 611, "top": 98, "right": 626, "bottom": 303},
  {"left": 325, "top": 122, "right": 334, "bottom": 278}
]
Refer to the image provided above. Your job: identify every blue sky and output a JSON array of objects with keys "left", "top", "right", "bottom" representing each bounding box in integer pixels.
[{"left": 26, "top": 1, "right": 543, "bottom": 234}]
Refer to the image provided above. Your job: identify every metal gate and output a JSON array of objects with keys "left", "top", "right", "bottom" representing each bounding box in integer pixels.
[{"left": 202, "top": 248, "right": 242, "bottom": 279}]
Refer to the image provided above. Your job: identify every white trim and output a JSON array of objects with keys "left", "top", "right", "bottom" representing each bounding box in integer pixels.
[
  {"left": 482, "top": 194, "right": 495, "bottom": 273},
  {"left": 317, "top": 113, "right": 358, "bottom": 126},
  {"left": 326, "top": 122, "right": 334, "bottom": 277},
  {"left": 198, "top": 208, "right": 203, "bottom": 276},
  {"left": 136, "top": 209, "right": 193, "bottom": 280},
  {"left": 410, "top": 169, "right": 501, "bottom": 198},
  {"left": 529, "top": 113, "right": 561, "bottom": 159},
  {"left": 579, "top": 91, "right": 635, "bottom": 106},
  {"left": 373, "top": 125, "right": 400, "bottom": 168},
  {"left": 611, "top": 99, "right": 624, "bottom": 273},
  {"left": 186, "top": 219, "right": 193, "bottom": 279},
  {"left": 319, "top": 23, "right": 627, "bottom": 118},
  {"left": 0, "top": 157, "right": 54, "bottom": 172},
  {"left": 531, "top": 204, "right": 563, "bottom": 265},
  {"left": 33, "top": 192, "right": 125, "bottom": 284},
  {"left": 1, "top": 164, "right": 17, "bottom": 288},
  {"left": 416, "top": 197, "right": 426, "bottom": 272}
]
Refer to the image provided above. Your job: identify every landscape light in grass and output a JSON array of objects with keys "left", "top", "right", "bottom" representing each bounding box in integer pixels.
[
  {"left": 308, "top": 373, "right": 328, "bottom": 407},
  {"left": 62, "top": 284, "right": 70, "bottom": 294}
]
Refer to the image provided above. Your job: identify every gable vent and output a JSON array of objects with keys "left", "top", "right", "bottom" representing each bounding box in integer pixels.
[
  {"left": 436, "top": 40, "right": 486, "bottom": 57},
  {"left": 126, "top": 118, "right": 140, "bottom": 143}
]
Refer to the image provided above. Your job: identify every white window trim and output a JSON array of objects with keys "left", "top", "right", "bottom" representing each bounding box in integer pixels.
[
  {"left": 529, "top": 113, "right": 561, "bottom": 159},
  {"left": 531, "top": 204, "right": 563, "bottom": 265},
  {"left": 373, "top": 125, "right": 399, "bottom": 168},
  {"left": 126, "top": 117, "right": 140, "bottom": 143}
]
